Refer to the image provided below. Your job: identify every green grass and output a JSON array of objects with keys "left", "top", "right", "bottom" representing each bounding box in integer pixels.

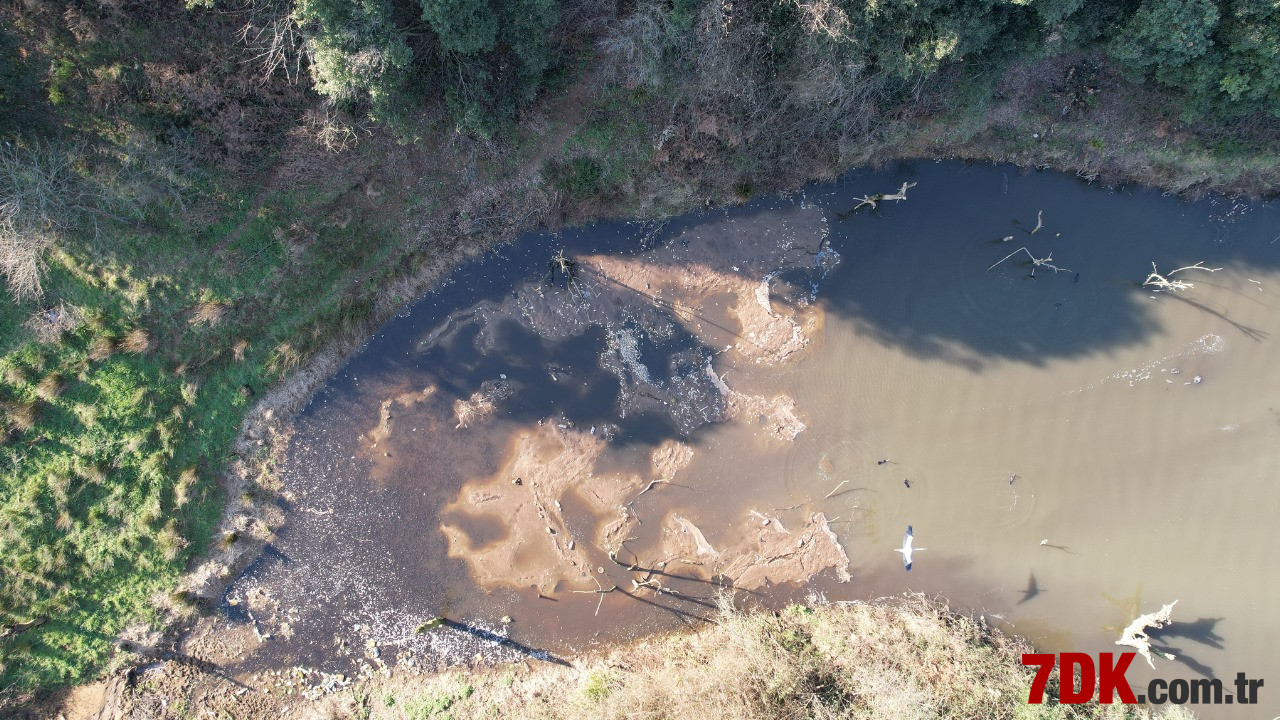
[
  {"left": 0, "top": 13, "right": 414, "bottom": 685},
  {"left": 0, "top": 174, "right": 415, "bottom": 692},
  {"left": 401, "top": 681, "right": 473, "bottom": 720},
  {"left": 579, "top": 669, "right": 611, "bottom": 702},
  {"left": 545, "top": 83, "right": 654, "bottom": 205}
]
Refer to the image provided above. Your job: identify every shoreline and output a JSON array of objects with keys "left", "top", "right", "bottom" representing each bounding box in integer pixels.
[
  {"left": 11, "top": 53, "right": 1279, "bottom": 717},
  {"left": 4, "top": 1, "right": 1278, "bottom": 711},
  {"left": 58, "top": 594, "right": 1197, "bottom": 720},
  {"left": 36, "top": 144, "right": 1271, "bottom": 718}
]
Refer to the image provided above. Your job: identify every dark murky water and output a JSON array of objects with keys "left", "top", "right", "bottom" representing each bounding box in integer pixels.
[{"left": 223, "top": 161, "right": 1280, "bottom": 711}]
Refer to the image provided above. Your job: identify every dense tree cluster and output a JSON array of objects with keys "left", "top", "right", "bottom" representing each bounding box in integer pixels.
[
  {"left": 1107, "top": 0, "right": 1280, "bottom": 119},
  {"left": 286, "top": 0, "right": 1279, "bottom": 134},
  {"left": 291, "top": 0, "right": 558, "bottom": 136}
]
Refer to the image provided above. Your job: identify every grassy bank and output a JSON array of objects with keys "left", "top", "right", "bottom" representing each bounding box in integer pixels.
[
  {"left": 3, "top": 0, "right": 1280, "bottom": 709},
  {"left": 0, "top": 144, "right": 440, "bottom": 691},
  {"left": 113, "top": 598, "right": 1195, "bottom": 720}
]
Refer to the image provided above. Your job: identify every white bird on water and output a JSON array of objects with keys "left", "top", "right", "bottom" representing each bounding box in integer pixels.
[{"left": 894, "top": 525, "right": 926, "bottom": 571}]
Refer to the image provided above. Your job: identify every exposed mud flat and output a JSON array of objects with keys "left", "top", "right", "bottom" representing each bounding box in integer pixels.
[
  {"left": 208, "top": 194, "right": 844, "bottom": 681},
  {"left": 441, "top": 425, "right": 849, "bottom": 595},
  {"left": 211, "top": 162, "right": 1280, "bottom": 719}
]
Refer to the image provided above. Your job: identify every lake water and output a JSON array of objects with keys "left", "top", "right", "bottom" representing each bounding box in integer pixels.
[{"left": 223, "top": 160, "right": 1280, "bottom": 712}]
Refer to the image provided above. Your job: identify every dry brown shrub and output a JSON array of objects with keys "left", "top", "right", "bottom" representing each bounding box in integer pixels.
[
  {"left": 174, "top": 467, "right": 198, "bottom": 508},
  {"left": 24, "top": 302, "right": 83, "bottom": 343},
  {"left": 2, "top": 400, "right": 39, "bottom": 433},
  {"left": 75, "top": 459, "right": 108, "bottom": 484},
  {"left": 88, "top": 334, "right": 116, "bottom": 360},
  {"left": 365, "top": 599, "right": 1193, "bottom": 720},
  {"left": 190, "top": 299, "right": 227, "bottom": 327},
  {"left": 35, "top": 372, "right": 64, "bottom": 401},
  {"left": 121, "top": 327, "right": 154, "bottom": 354},
  {"left": 3, "top": 368, "right": 26, "bottom": 389},
  {"left": 157, "top": 521, "right": 188, "bottom": 561},
  {"left": 268, "top": 341, "right": 302, "bottom": 374}
]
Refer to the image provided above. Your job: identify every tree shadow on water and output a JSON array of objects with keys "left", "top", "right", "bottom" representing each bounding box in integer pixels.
[
  {"left": 1149, "top": 617, "right": 1227, "bottom": 679},
  {"left": 807, "top": 162, "right": 1280, "bottom": 369}
]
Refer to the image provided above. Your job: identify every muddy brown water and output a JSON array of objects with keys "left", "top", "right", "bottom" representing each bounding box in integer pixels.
[{"left": 225, "top": 161, "right": 1280, "bottom": 711}]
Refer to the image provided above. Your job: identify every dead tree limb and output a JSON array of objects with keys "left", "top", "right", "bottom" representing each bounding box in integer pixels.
[
  {"left": 837, "top": 182, "right": 917, "bottom": 218},
  {"left": 987, "top": 247, "right": 1072, "bottom": 274},
  {"left": 1116, "top": 600, "right": 1178, "bottom": 669},
  {"left": 572, "top": 575, "right": 619, "bottom": 617},
  {"left": 635, "top": 479, "right": 669, "bottom": 498},
  {"left": 881, "top": 181, "right": 917, "bottom": 202},
  {"left": 1142, "top": 262, "right": 1221, "bottom": 292},
  {"left": 1022, "top": 210, "right": 1043, "bottom": 236}
]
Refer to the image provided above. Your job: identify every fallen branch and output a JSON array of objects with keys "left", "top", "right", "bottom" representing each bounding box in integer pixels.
[
  {"left": 635, "top": 478, "right": 669, "bottom": 498},
  {"left": 987, "top": 247, "right": 1072, "bottom": 275},
  {"left": 881, "top": 181, "right": 918, "bottom": 202},
  {"left": 824, "top": 480, "right": 849, "bottom": 499},
  {"left": 572, "top": 577, "right": 620, "bottom": 616},
  {"left": 1023, "top": 210, "right": 1043, "bottom": 236},
  {"left": 836, "top": 182, "right": 917, "bottom": 218},
  {"left": 1116, "top": 600, "right": 1178, "bottom": 669},
  {"left": 1143, "top": 262, "right": 1221, "bottom": 292}
]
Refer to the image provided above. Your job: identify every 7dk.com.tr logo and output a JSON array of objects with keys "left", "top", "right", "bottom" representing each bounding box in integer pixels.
[{"left": 1023, "top": 653, "right": 1264, "bottom": 706}]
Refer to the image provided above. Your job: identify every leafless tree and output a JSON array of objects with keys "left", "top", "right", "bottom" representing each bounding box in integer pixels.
[
  {"left": 235, "top": 0, "right": 305, "bottom": 85},
  {"left": 0, "top": 138, "right": 187, "bottom": 301},
  {"left": 0, "top": 142, "right": 90, "bottom": 301},
  {"left": 597, "top": 1, "right": 899, "bottom": 184}
]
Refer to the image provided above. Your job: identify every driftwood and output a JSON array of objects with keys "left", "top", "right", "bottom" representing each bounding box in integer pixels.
[
  {"left": 1143, "top": 262, "right": 1221, "bottom": 292},
  {"left": 1116, "top": 600, "right": 1178, "bottom": 669},
  {"left": 572, "top": 579, "right": 619, "bottom": 616},
  {"left": 986, "top": 247, "right": 1072, "bottom": 275},
  {"left": 837, "top": 182, "right": 917, "bottom": 217},
  {"left": 880, "top": 181, "right": 917, "bottom": 202},
  {"left": 1024, "top": 210, "right": 1044, "bottom": 235},
  {"left": 635, "top": 478, "right": 670, "bottom": 498}
]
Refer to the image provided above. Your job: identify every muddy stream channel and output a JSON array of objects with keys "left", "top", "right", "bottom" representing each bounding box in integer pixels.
[{"left": 220, "top": 160, "right": 1280, "bottom": 702}]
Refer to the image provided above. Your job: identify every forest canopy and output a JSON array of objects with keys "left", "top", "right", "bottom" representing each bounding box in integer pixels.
[{"left": 278, "top": 0, "right": 1280, "bottom": 135}]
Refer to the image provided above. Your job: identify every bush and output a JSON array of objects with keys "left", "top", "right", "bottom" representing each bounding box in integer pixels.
[{"left": 546, "top": 157, "right": 607, "bottom": 202}]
